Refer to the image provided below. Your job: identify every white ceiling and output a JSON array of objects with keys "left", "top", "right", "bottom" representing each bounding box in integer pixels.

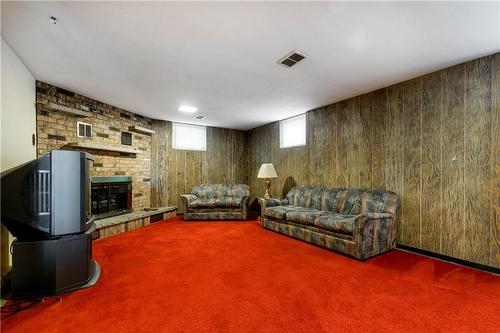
[{"left": 2, "top": 1, "right": 499, "bottom": 130}]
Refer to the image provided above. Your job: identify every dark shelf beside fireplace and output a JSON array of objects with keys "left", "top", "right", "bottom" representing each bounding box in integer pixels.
[{"left": 91, "top": 176, "right": 132, "bottom": 219}]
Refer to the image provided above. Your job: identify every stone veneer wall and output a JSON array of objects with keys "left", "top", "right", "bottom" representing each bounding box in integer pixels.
[{"left": 35, "top": 81, "right": 152, "bottom": 210}]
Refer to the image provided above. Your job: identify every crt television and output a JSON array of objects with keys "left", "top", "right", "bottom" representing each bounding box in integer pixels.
[{"left": 1, "top": 150, "right": 95, "bottom": 240}]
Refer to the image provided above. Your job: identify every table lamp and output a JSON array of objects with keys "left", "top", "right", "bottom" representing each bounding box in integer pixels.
[{"left": 257, "top": 163, "right": 278, "bottom": 199}]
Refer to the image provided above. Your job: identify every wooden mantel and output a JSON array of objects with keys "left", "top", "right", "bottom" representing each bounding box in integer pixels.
[{"left": 65, "top": 142, "right": 140, "bottom": 155}]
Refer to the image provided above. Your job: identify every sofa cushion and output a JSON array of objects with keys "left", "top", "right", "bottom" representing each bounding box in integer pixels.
[
  {"left": 285, "top": 209, "right": 331, "bottom": 226},
  {"left": 264, "top": 206, "right": 302, "bottom": 220},
  {"left": 190, "top": 199, "right": 216, "bottom": 208},
  {"left": 313, "top": 213, "right": 357, "bottom": 235},
  {"left": 215, "top": 198, "right": 241, "bottom": 208}
]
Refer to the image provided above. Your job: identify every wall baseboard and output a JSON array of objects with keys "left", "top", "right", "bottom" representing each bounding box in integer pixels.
[{"left": 396, "top": 244, "right": 500, "bottom": 275}]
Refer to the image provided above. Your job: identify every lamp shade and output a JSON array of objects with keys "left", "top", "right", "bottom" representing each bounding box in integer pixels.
[{"left": 257, "top": 163, "right": 278, "bottom": 179}]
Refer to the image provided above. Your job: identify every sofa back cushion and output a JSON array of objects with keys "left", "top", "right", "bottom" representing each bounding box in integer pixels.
[
  {"left": 226, "top": 184, "right": 250, "bottom": 199},
  {"left": 192, "top": 184, "right": 227, "bottom": 199},
  {"left": 286, "top": 186, "right": 398, "bottom": 215},
  {"left": 285, "top": 185, "right": 306, "bottom": 207},
  {"left": 306, "top": 186, "right": 323, "bottom": 209},
  {"left": 319, "top": 188, "right": 343, "bottom": 212},
  {"left": 192, "top": 184, "right": 249, "bottom": 200},
  {"left": 337, "top": 189, "right": 363, "bottom": 215},
  {"left": 285, "top": 185, "right": 321, "bottom": 208},
  {"left": 359, "top": 189, "right": 399, "bottom": 215}
]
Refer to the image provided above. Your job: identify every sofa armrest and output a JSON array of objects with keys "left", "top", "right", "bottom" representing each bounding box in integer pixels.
[
  {"left": 354, "top": 212, "right": 394, "bottom": 231},
  {"left": 354, "top": 212, "right": 396, "bottom": 260},
  {"left": 258, "top": 198, "right": 289, "bottom": 220},
  {"left": 259, "top": 198, "right": 289, "bottom": 208},
  {"left": 356, "top": 212, "right": 393, "bottom": 221},
  {"left": 180, "top": 194, "right": 198, "bottom": 210}
]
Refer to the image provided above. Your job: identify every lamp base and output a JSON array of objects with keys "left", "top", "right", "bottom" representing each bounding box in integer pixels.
[{"left": 264, "top": 179, "right": 271, "bottom": 199}]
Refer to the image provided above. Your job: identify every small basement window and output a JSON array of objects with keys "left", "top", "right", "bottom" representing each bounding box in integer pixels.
[
  {"left": 77, "top": 121, "right": 92, "bottom": 138},
  {"left": 280, "top": 114, "right": 306, "bottom": 148},
  {"left": 172, "top": 122, "right": 207, "bottom": 151}
]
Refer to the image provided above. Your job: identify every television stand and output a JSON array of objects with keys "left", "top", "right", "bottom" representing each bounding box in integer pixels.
[{"left": 11, "top": 226, "right": 100, "bottom": 299}]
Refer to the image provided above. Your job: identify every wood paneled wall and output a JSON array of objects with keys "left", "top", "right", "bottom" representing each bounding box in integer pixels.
[
  {"left": 150, "top": 120, "right": 248, "bottom": 213},
  {"left": 247, "top": 53, "right": 500, "bottom": 268}
]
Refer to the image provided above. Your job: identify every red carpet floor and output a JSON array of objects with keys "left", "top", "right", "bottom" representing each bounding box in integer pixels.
[{"left": 2, "top": 216, "right": 500, "bottom": 332}]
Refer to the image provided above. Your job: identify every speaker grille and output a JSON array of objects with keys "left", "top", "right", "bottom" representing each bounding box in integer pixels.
[{"left": 27, "top": 171, "right": 51, "bottom": 216}]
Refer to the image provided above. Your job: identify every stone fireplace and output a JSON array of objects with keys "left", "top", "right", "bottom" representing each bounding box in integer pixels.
[
  {"left": 34, "top": 82, "right": 178, "bottom": 239},
  {"left": 35, "top": 81, "right": 153, "bottom": 211},
  {"left": 91, "top": 176, "right": 132, "bottom": 219}
]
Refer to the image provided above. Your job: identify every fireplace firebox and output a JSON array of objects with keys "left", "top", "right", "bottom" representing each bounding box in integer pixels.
[{"left": 91, "top": 176, "right": 132, "bottom": 219}]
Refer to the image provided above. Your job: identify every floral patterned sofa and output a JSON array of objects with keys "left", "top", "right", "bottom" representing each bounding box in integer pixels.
[
  {"left": 180, "top": 184, "right": 251, "bottom": 220},
  {"left": 259, "top": 185, "right": 399, "bottom": 260}
]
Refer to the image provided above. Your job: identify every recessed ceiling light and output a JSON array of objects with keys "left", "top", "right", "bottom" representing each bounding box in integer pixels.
[
  {"left": 178, "top": 105, "right": 198, "bottom": 113},
  {"left": 193, "top": 115, "right": 205, "bottom": 120}
]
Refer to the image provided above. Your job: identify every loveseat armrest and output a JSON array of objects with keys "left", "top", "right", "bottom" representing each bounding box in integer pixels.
[
  {"left": 240, "top": 195, "right": 251, "bottom": 207},
  {"left": 180, "top": 194, "right": 198, "bottom": 210},
  {"left": 240, "top": 195, "right": 251, "bottom": 219}
]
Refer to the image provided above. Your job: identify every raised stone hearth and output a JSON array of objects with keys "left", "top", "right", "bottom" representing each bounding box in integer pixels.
[{"left": 95, "top": 206, "right": 177, "bottom": 239}]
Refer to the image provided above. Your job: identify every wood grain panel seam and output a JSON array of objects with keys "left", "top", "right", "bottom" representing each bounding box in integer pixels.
[
  {"left": 488, "top": 59, "right": 493, "bottom": 264},
  {"left": 420, "top": 78, "right": 424, "bottom": 247},
  {"left": 401, "top": 85, "right": 406, "bottom": 244},
  {"left": 490, "top": 55, "right": 493, "bottom": 265},
  {"left": 489, "top": 54, "right": 498, "bottom": 266},
  {"left": 462, "top": 64, "right": 467, "bottom": 260},
  {"left": 439, "top": 74, "right": 444, "bottom": 253}
]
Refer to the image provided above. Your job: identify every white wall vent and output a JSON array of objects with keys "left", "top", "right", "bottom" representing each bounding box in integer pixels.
[{"left": 278, "top": 50, "right": 307, "bottom": 68}]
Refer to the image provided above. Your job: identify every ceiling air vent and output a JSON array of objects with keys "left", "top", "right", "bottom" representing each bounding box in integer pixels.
[
  {"left": 193, "top": 115, "right": 205, "bottom": 120},
  {"left": 278, "top": 50, "right": 307, "bottom": 68}
]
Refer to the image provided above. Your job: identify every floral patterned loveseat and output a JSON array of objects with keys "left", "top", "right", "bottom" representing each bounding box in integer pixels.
[
  {"left": 259, "top": 185, "right": 399, "bottom": 260},
  {"left": 180, "top": 184, "right": 251, "bottom": 220}
]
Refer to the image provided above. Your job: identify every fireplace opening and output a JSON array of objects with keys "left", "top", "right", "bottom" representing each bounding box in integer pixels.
[{"left": 91, "top": 176, "right": 132, "bottom": 219}]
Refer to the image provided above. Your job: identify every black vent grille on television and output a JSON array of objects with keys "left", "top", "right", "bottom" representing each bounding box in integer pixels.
[{"left": 26, "top": 171, "right": 51, "bottom": 216}]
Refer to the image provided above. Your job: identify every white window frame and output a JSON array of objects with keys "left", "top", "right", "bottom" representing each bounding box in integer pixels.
[
  {"left": 76, "top": 121, "right": 92, "bottom": 138},
  {"left": 172, "top": 122, "right": 207, "bottom": 151},
  {"left": 279, "top": 114, "right": 306, "bottom": 148}
]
